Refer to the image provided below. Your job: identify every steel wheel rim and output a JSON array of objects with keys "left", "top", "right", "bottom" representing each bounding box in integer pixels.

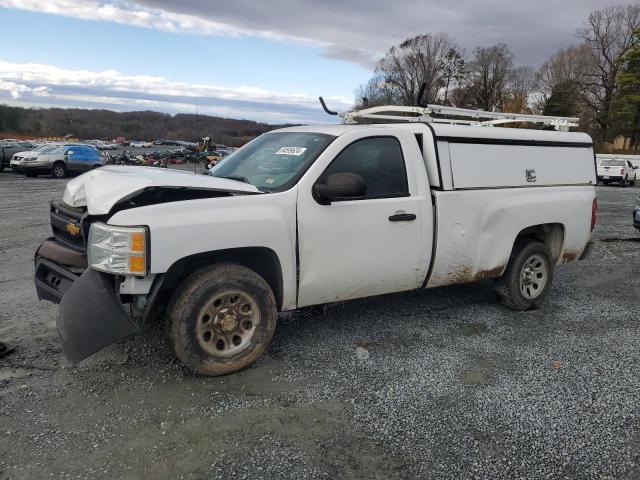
[
  {"left": 519, "top": 254, "right": 548, "bottom": 300},
  {"left": 196, "top": 290, "right": 260, "bottom": 358},
  {"left": 54, "top": 166, "right": 64, "bottom": 177}
]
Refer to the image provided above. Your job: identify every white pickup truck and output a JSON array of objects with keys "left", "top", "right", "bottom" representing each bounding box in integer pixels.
[
  {"left": 596, "top": 156, "right": 638, "bottom": 186},
  {"left": 34, "top": 108, "right": 597, "bottom": 375}
]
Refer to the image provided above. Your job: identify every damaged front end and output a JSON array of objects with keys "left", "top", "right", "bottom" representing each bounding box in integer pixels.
[
  {"left": 35, "top": 168, "right": 263, "bottom": 364},
  {"left": 34, "top": 201, "right": 141, "bottom": 363}
]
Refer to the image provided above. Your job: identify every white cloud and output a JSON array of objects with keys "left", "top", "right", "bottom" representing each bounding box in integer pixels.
[
  {"left": 0, "top": 0, "right": 628, "bottom": 67},
  {"left": 0, "top": 0, "right": 318, "bottom": 45},
  {"left": 0, "top": 60, "right": 351, "bottom": 123}
]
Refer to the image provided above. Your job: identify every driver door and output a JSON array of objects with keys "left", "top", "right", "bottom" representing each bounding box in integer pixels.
[{"left": 296, "top": 130, "right": 430, "bottom": 307}]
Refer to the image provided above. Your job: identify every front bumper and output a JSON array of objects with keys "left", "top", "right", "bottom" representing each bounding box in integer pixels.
[
  {"left": 18, "top": 163, "right": 52, "bottom": 174},
  {"left": 58, "top": 268, "right": 139, "bottom": 363},
  {"left": 35, "top": 238, "right": 140, "bottom": 364}
]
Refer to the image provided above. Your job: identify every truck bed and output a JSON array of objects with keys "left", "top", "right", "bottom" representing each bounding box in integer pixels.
[{"left": 388, "top": 123, "right": 596, "bottom": 288}]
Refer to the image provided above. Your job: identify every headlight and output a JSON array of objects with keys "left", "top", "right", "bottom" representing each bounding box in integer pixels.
[{"left": 88, "top": 222, "right": 148, "bottom": 275}]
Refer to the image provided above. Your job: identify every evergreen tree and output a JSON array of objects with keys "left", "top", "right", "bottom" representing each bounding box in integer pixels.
[{"left": 611, "top": 29, "right": 640, "bottom": 149}]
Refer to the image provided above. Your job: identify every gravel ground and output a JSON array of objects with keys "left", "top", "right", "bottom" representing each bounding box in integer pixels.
[{"left": 0, "top": 169, "right": 639, "bottom": 480}]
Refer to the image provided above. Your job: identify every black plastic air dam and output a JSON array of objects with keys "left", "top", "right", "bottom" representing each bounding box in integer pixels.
[{"left": 58, "top": 268, "right": 139, "bottom": 364}]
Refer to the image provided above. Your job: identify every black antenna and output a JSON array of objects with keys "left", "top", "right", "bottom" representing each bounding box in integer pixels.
[
  {"left": 417, "top": 82, "right": 427, "bottom": 107},
  {"left": 319, "top": 97, "right": 338, "bottom": 116}
]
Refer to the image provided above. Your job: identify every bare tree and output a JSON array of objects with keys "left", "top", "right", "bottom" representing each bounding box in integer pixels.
[
  {"left": 578, "top": 4, "right": 640, "bottom": 141},
  {"left": 535, "top": 44, "right": 594, "bottom": 106},
  {"left": 467, "top": 44, "right": 514, "bottom": 111},
  {"left": 353, "top": 74, "right": 399, "bottom": 109},
  {"left": 505, "top": 66, "right": 537, "bottom": 113},
  {"left": 375, "top": 33, "right": 458, "bottom": 106}
]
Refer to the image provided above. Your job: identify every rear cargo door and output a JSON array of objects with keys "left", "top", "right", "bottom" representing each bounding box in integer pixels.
[{"left": 296, "top": 129, "right": 432, "bottom": 307}]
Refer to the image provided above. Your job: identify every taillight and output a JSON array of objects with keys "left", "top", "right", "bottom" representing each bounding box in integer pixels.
[
  {"left": 621, "top": 168, "right": 625, "bottom": 175},
  {"left": 591, "top": 198, "right": 598, "bottom": 231}
]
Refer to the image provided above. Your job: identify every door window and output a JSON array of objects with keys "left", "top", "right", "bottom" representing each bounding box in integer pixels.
[{"left": 322, "top": 136, "right": 408, "bottom": 199}]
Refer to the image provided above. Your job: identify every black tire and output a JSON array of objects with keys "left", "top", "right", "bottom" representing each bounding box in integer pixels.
[
  {"left": 602, "top": 179, "right": 609, "bottom": 185},
  {"left": 51, "top": 162, "right": 67, "bottom": 179},
  {"left": 495, "top": 239, "right": 553, "bottom": 311},
  {"left": 168, "top": 263, "right": 277, "bottom": 376},
  {"left": 621, "top": 176, "right": 627, "bottom": 188},
  {"left": 631, "top": 177, "right": 636, "bottom": 186},
  {"left": 0, "top": 164, "right": 4, "bottom": 172}
]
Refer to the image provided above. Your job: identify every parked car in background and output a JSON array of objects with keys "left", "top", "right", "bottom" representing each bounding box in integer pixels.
[
  {"left": 199, "top": 149, "right": 230, "bottom": 164},
  {"left": 86, "top": 140, "right": 118, "bottom": 151},
  {"left": 10, "top": 144, "right": 59, "bottom": 169},
  {"left": 11, "top": 144, "right": 103, "bottom": 178},
  {"left": 0, "top": 140, "right": 35, "bottom": 171},
  {"left": 597, "top": 158, "right": 638, "bottom": 186},
  {"left": 130, "top": 141, "right": 153, "bottom": 148}
]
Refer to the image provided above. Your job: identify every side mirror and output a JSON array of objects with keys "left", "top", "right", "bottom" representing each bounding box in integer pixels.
[
  {"left": 66, "top": 150, "right": 74, "bottom": 156},
  {"left": 313, "top": 172, "right": 366, "bottom": 205}
]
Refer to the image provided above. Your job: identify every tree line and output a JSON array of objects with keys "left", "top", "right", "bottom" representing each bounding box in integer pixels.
[
  {"left": 0, "top": 105, "right": 287, "bottom": 146},
  {"left": 355, "top": 4, "right": 640, "bottom": 148}
]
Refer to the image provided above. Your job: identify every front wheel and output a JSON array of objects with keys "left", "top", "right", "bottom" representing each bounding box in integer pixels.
[
  {"left": 168, "top": 263, "right": 277, "bottom": 376},
  {"left": 495, "top": 240, "right": 553, "bottom": 311},
  {"left": 51, "top": 163, "right": 67, "bottom": 179}
]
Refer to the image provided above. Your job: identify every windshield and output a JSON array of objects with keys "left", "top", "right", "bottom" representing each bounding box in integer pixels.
[
  {"left": 210, "top": 132, "right": 335, "bottom": 191},
  {"left": 601, "top": 159, "right": 625, "bottom": 166},
  {"left": 33, "top": 144, "right": 57, "bottom": 154},
  {"left": 45, "top": 146, "right": 67, "bottom": 156}
]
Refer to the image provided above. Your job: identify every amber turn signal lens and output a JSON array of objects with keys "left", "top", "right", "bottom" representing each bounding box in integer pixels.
[
  {"left": 129, "top": 256, "right": 145, "bottom": 273},
  {"left": 130, "top": 231, "right": 145, "bottom": 252}
]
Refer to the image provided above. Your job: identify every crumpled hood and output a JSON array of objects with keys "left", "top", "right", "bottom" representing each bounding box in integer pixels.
[{"left": 63, "top": 165, "right": 261, "bottom": 215}]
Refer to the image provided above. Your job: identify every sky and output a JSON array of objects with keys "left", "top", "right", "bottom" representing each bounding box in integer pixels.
[{"left": 0, "top": 0, "right": 627, "bottom": 124}]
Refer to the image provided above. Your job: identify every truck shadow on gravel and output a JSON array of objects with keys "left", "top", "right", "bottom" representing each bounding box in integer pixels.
[{"left": 599, "top": 237, "right": 640, "bottom": 243}]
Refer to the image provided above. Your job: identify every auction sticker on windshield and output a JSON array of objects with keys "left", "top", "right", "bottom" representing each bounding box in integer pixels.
[{"left": 276, "top": 147, "right": 307, "bottom": 156}]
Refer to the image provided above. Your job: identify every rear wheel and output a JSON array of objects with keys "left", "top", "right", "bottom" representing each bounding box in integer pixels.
[
  {"left": 51, "top": 162, "right": 66, "bottom": 179},
  {"left": 495, "top": 240, "right": 553, "bottom": 311},
  {"left": 0, "top": 164, "right": 4, "bottom": 173},
  {"left": 621, "top": 176, "right": 627, "bottom": 187},
  {"left": 168, "top": 263, "right": 277, "bottom": 376}
]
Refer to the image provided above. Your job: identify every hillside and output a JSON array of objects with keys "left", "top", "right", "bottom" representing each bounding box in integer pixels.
[{"left": 0, "top": 104, "right": 293, "bottom": 146}]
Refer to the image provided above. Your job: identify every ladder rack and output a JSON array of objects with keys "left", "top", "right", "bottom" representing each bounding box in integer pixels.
[{"left": 340, "top": 104, "right": 579, "bottom": 131}]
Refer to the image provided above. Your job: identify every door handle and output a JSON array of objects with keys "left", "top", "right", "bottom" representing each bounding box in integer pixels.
[{"left": 388, "top": 213, "right": 416, "bottom": 222}]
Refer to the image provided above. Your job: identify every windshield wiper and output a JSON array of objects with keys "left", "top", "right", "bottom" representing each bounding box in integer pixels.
[
  {"left": 218, "top": 174, "right": 251, "bottom": 184},
  {"left": 215, "top": 174, "right": 268, "bottom": 193}
]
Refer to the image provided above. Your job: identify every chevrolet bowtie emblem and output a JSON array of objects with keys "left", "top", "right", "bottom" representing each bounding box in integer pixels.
[{"left": 66, "top": 223, "right": 81, "bottom": 236}]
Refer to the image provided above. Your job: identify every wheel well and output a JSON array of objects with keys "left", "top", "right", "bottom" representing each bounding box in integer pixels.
[
  {"left": 53, "top": 160, "right": 66, "bottom": 168},
  {"left": 161, "top": 247, "right": 284, "bottom": 311},
  {"left": 513, "top": 223, "right": 565, "bottom": 262}
]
